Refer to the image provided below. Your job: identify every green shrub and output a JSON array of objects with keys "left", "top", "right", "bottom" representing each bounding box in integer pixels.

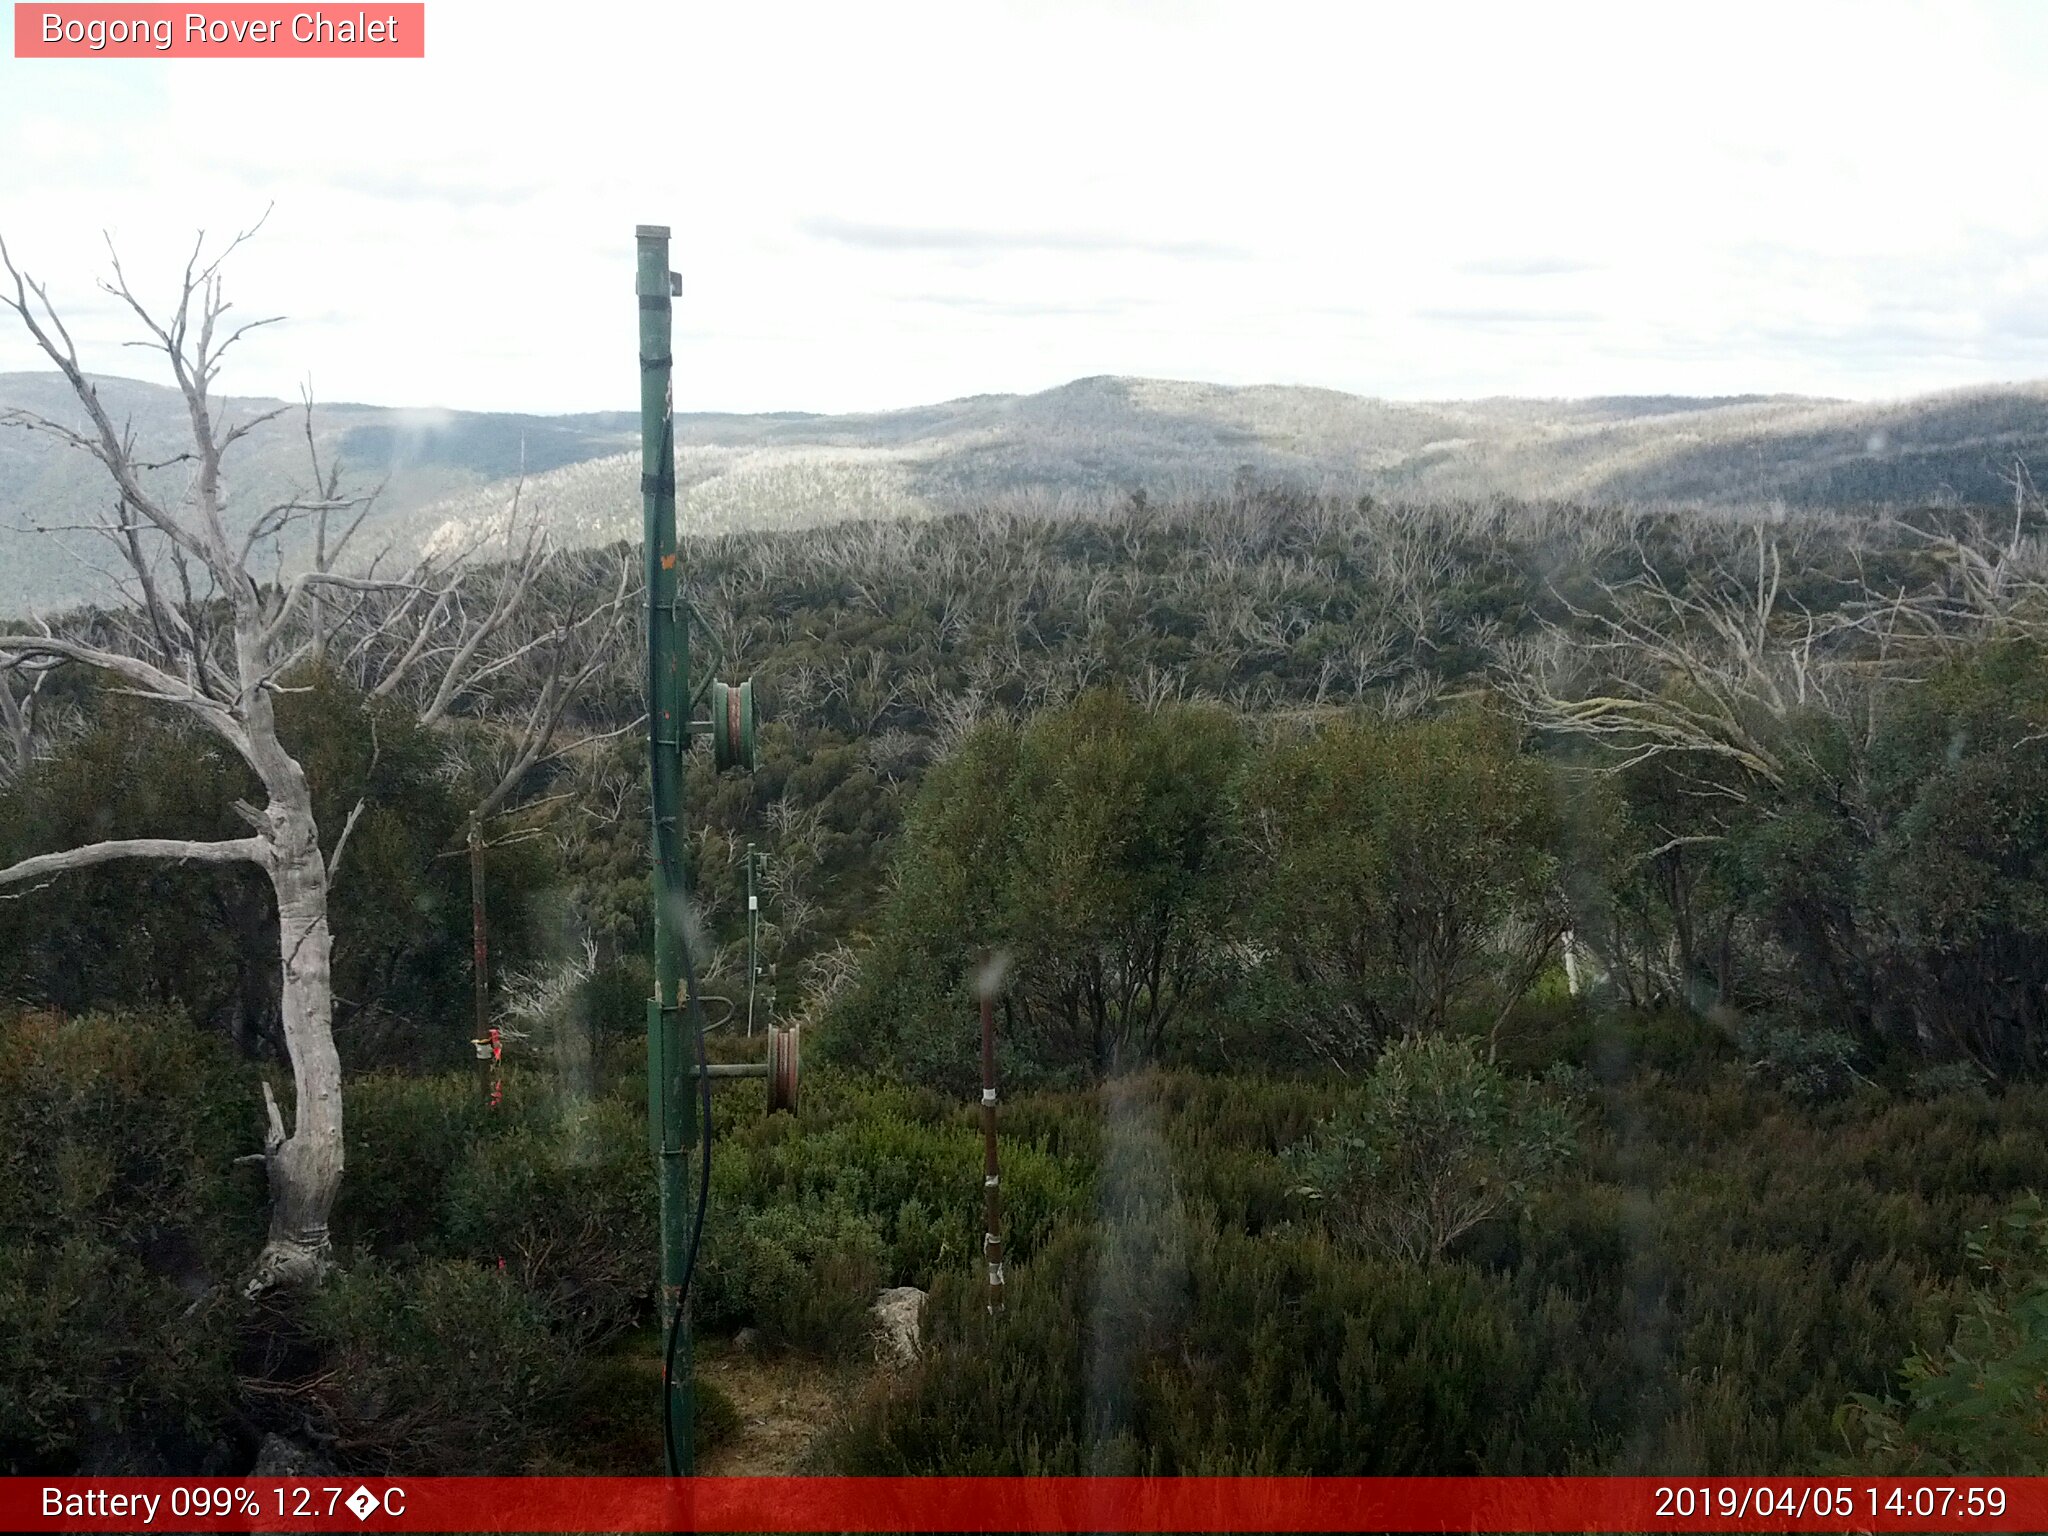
[
  {"left": 0, "top": 1010, "right": 255, "bottom": 1472},
  {"left": 1288, "top": 1036, "right": 1579, "bottom": 1262},
  {"left": 295, "top": 1260, "right": 575, "bottom": 1473},
  {"left": 826, "top": 1220, "right": 1581, "bottom": 1475},
  {"left": 1242, "top": 711, "right": 1566, "bottom": 1055},
  {"left": 1839, "top": 1194, "right": 2048, "bottom": 1473},
  {"left": 694, "top": 1200, "right": 885, "bottom": 1354},
  {"left": 332, "top": 1071, "right": 493, "bottom": 1254},
  {"left": 0, "top": 1239, "right": 237, "bottom": 1473},
  {"left": 825, "top": 1049, "right": 2048, "bottom": 1474},
  {"left": 1738, "top": 1020, "right": 1864, "bottom": 1103},
  {"left": 828, "top": 692, "right": 1245, "bottom": 1088},
  {"left": 710, "top": 1078, "right": 1093, "bottom": 1284},
  {"left": 444, "top": 1099, "right": 654, "bottom": 1350},
  {"left": 0, "top": 1009, "right": 261, "bottom": 1263}
]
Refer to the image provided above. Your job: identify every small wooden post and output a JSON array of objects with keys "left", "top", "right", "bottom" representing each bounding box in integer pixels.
[{"left": 979, "top": 967, "right": 1004, "bottom": 1314}]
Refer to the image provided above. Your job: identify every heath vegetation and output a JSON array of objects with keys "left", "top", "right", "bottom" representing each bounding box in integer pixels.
[{"left": 7, "top": 305, "right": 2048, "bottom": 1471}]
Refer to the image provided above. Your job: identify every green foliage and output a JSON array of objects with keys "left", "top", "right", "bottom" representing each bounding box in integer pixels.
[
  {"left": 337, "top": 1068, "right": 654, "bottom": 1352},
  {"left": 294, "top": 1260, "right": 575, "bottom": 1473},
  {"left": 709, "top": 1073, "right": 1091, "bottom": 1282},
  {"left": 1840, "top": 1195, "right": 2048, "bottom": 1473},
  {"left": 0, "top": 1010, "right": 262, "bottom": 1260},
  {"left": 1737, "top": 1020, "right": 1864, "bottom": 1103},
  {"left": 1859, "top": 641, "right": 2048, "bottom": 1075},
  {"left": 1602, "top": 638, "right": 2048, "bottom": 1079},
  {"left": 1288, "top": 1036, "right": 1579, "bottom": 1262},
  {"left": 332, "top": 1071, "right": 496, "bottom": 1253},
  {"left": 278, "top": 671, "right": 553, "bottom": 1069},
  {"left": 837, "top": 698, "right": 1573, "bottom": 1088},
  {"left": 0, "top": 1009, "right": 257, "bottom": 1472},
  {"left": 0, "top": 671, "right": 556, "bottom": 1070},
  {"left": 828, "top": 1217, "right": 1588, "bottom": 1475},
  {"left": 689, "top": 1065, "right": 1096, "bottom": 1352},
  {"left": 444, "top": 1100, "right": 655, "bottom": 1349},
  {"left": 1001, "top": 691, "right": 1244, "bottom": 1072},
  {"left": 0, "top": 702, "right": 247, "bottom": 1022},
  {"left": 1243, "top": 710, "right": 1566, "bottom": 1057},
  {"left": 694, "top": 1201, "right": 885, "bottom": 1354},
  {"left": 0, "top": 1241, "right": 239, "bottom": 1474},
  {"left": 828, "top": 1059, "right": 2048, "bottom": 1475},
  {"left": 832, "top": 691, "right": 1244, "bottom": 1088}
]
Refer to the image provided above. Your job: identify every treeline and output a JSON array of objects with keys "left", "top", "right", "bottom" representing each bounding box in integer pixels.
[
  {"left": 822, "top": 642, "right": 2048, "bottom": 1094},
  {"left": 831, "top": 694, "right": 1563, "bottom": 1088},
  {"left": 14, "top": 489, "right": 2043, "bottom": 1084},
  {"left": 653, "top": 490, "right": 2048, "bottom": 1089}
]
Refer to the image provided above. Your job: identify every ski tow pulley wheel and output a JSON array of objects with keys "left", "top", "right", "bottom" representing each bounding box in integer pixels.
[
  {"left": 711, "top": 678, "right": 757, "bottom": 772},
  {"left": 766, "top": 1022, "right": 800, "bottom": 1115}
]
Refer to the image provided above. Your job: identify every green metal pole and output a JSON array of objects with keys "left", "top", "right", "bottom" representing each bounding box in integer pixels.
[{"left": 638, "top": 223, "right": 694, "bottom": 1474}]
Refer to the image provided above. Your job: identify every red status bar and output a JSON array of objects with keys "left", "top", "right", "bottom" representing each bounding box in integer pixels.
[{"left": 3, "top": 1476, "right": 2042, "bottom": 1533}]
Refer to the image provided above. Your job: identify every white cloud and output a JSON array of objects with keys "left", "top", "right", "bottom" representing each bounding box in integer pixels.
[{"left": 1, "top": 0, "right": 2043, "bottom": 412}]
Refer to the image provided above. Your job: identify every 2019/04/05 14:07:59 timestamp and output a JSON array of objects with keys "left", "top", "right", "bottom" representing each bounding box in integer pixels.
[{"left": 1653, "top": 1482, "right": 2010, "bottom": 1522}]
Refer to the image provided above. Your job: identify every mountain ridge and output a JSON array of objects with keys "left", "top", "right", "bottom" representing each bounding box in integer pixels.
[{"left": 5, "top": 371, "right": 2046, "bottom": 615}]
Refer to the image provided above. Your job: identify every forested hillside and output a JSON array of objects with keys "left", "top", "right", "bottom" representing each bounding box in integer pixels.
[
  {"left": 10, "top": 368, "right": 2048, "bottom": 616},
  {"left": 7, "top": 488, "right": 2048, "bottom": 1476}
]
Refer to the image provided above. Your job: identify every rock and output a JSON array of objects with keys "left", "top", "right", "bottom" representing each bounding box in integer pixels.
[
  {"left": 252, "top": 1433, "right": 332, "bottom": 1477},
  {"left": 870, "top": 1285, "right": 926, "bottom": 1366}
]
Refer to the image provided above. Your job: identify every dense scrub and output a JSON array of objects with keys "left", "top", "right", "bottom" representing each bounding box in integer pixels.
[
  {"left": 0, "top": 673, "right": 555, "bottom": 1071},
  {"left": 828, "top": 1047, "right": 2048, "bottom": 1474},
  {"left": 0, "top": 1001, "right": 1060, "bottom": 1471},
  {"left": 10, "top": 998, "right": 2047, "bottom": 1475},
  {"left": 7, "top": 491, "right": 2048, "bottom": 1474}
]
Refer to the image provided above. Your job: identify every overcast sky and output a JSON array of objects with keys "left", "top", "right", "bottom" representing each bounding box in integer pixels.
[{"left": 3, "top": 0, "right": 2046, "bottom": 414}]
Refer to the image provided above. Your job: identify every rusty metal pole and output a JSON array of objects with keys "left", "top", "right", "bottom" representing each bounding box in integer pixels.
[
  {"left": 468, "top": 818, "right": 488, "bottom": 1047},
  {"left": 979, "top": 975, "right": 1004, "bottom": 1314}
]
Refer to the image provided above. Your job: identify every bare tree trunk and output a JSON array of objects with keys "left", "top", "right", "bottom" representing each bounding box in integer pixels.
[
  {"left": 1, "top": 225, "right": 624, "bottom": 1293},
  {"left": 238, "top": 737, "right": 345, "bottom": 1290},
  {"left": 0, "top": 670, "right": 36, "bottom": 781}
]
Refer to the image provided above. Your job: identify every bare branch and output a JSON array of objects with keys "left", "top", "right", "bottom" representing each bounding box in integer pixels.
[{"left": 0, "top": 835, "right": 265, "bottom": 891}]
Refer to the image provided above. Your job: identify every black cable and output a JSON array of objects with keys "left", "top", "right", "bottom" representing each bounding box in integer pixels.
[{"left": 657, "top": 850, "right": 715, "bottom": 1477}]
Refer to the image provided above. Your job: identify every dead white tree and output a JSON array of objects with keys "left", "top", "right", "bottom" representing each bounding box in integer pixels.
[
  {"left": 0, "top": 667, "right": 47, "bottom": 782},
  {"left": 1861, "top": 503, "right": 2048, "bottom": 649},
  {"left": 0, "top": 225, "right": 627, "bottom": 1292},
  {"left": 1494, "top": 529, "right": 1850, "bottom": 794},
  {"left": 0, "top": 222, "right": 370, "bottom": 1293},
  {"left": 307, "top": 482, "right": 635, "bottom": 1053},
  {"left": 1491, "top": 526, "right": 1875, "bottom": 1005}
]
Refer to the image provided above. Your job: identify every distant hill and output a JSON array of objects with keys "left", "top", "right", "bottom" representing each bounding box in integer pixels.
[
  {"left": 0, "top": 373, "right": 639, "bottom": 615},
  {"left": 5, "top": 371, "right": 2047, "bottom": 614}
]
